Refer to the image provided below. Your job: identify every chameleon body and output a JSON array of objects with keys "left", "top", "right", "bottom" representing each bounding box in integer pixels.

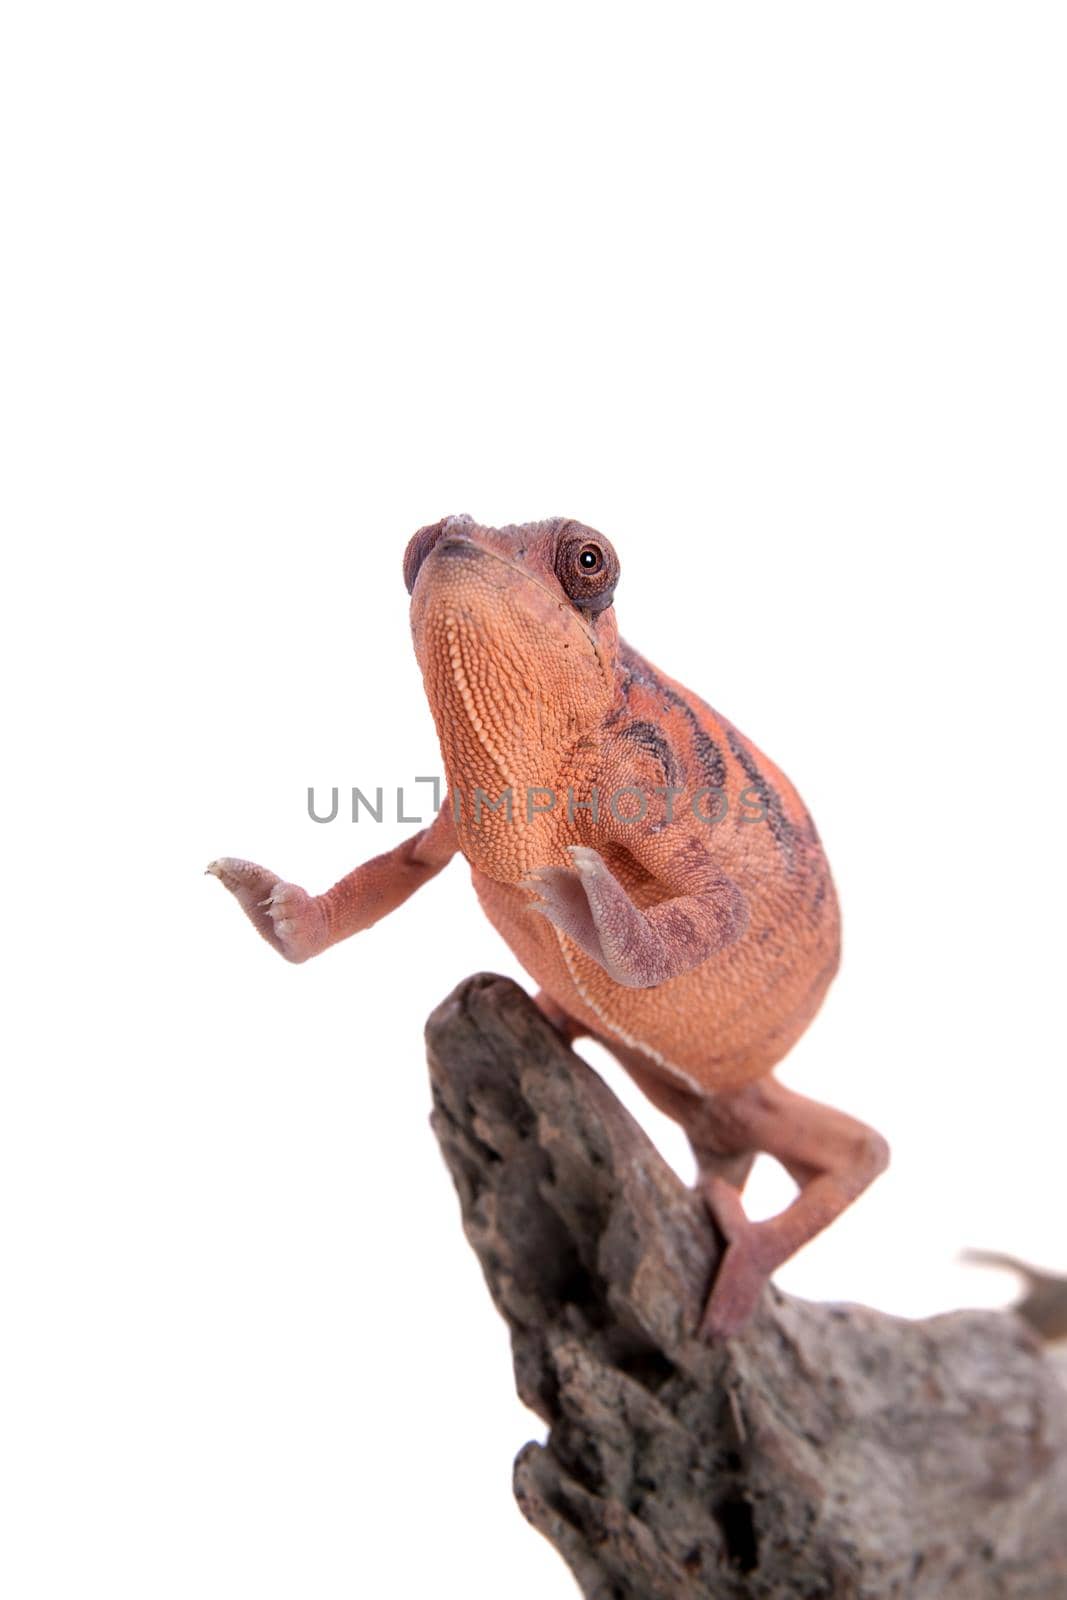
[{"left": 209, "top": 516, "right": 888, "bottom": 1335}]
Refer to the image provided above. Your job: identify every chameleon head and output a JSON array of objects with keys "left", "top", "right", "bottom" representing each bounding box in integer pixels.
[{"left": 404, "top": 515, "right": 621, "bottom": 804}]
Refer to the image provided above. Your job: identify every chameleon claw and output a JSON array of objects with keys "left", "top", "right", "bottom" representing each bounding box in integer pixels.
[
  {"left": 567, "top": 845, "right": 602, "bottom": 867},
  {"left": 522, "top": 860, "right": 604, "bottom": 961},
  {"left": 208, "top": 857, "right": 328, "bottom": 963}
]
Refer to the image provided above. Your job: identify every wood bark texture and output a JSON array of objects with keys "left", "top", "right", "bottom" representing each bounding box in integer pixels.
[{"left": 426, "top": 973, "right": 1067, "bottom": 1600}]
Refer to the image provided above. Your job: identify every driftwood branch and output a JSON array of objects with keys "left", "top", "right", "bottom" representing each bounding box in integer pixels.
[{"left": 426, "top": 973, "right": 1067, "bottom": 1600}]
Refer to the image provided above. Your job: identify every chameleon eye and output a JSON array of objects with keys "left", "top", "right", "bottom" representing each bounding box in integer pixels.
[{"left": 555, "top": 524, "right": 619, "bottom": 615}]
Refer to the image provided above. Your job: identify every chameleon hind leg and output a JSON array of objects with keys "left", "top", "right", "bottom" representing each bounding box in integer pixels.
[
  {"left": 688, "top": 1076, "right": 889, "bottom": 1337},
  {"left": 533, "top": 1003, "right": 760, "bottom": 1195},
  {"left": 530, "top": 1002, "right": 888, "bottom": 1339},
  {"left": 533, "top": 994, "right": 757, "bottom": 1185},
  {"left": 534, "top": 991, "right": 588, "bottom": 1045},
  {"left": 604, "top": 1044, "right": 888, "bottom": 1339}
]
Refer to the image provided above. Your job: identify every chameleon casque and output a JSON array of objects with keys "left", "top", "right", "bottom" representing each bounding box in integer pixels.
[{"left": 209, "top": 515, "right": 889, "bottom": 1336}]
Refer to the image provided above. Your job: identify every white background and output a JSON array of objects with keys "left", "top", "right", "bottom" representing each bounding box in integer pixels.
[{"left": 3, "top": 3, "right": 1065, "bottom": 1596}]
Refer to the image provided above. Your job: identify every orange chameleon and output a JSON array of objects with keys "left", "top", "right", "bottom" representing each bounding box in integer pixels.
[{"left": 208, "top": 516, "right": 888, "bottom": 1336}]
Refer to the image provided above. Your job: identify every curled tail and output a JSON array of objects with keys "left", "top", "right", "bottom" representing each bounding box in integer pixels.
[{"left": 962, "top": 1248, "right": 1067, "bottom": 1342}]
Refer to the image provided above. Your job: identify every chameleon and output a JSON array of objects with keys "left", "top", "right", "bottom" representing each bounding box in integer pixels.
[{"left": 208, "top": 515, "right": 889, "bottom": 1336}]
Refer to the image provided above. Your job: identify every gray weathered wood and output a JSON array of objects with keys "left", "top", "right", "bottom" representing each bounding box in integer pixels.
[{"left": 426, "top": 973, "right": 1067, "bottom": 1599}]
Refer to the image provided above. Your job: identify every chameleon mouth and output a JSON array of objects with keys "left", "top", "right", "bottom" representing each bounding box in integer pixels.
[
  {"left": 419, "top": 537, "right": 603, "bottom": 653},
  {"left": 412, "top": 534, "right": 615, "bottom": 750}
]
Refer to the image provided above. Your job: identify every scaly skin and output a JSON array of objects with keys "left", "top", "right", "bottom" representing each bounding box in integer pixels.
[{"left": 209, "top": 515, "right": 888, "bottom": 1336}]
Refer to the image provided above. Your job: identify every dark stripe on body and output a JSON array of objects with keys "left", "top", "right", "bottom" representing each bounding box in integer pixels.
[
  {"left": 619, "top": 719, "right": 683, "bottom": 786},
  {"left": 618, "top": 642, "right": 728, "bottom": 790},
  {"left": 725, "top": 726, "right": 794, "bottom": 864}
]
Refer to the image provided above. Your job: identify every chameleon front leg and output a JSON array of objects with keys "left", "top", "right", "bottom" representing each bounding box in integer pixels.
[
  {"left": 207, "top": 803, "right": 458, "bottom": 963},
  {"left": 523, "top": 845, "right": 747, "bottom": 987}
]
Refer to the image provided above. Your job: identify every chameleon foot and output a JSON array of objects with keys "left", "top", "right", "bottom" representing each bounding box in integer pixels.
[
  {"left": 523, "top": 846, "right": 680, "bottom": 987},
  {"left": 206, "top": 858, "right": 329, "bottom": 963},
  {"left": 699, "top": 1175, "right": 779, "bottom": 1338},
  {"left": 523, "top": 851, "right": 602, "bottom": 958}
]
